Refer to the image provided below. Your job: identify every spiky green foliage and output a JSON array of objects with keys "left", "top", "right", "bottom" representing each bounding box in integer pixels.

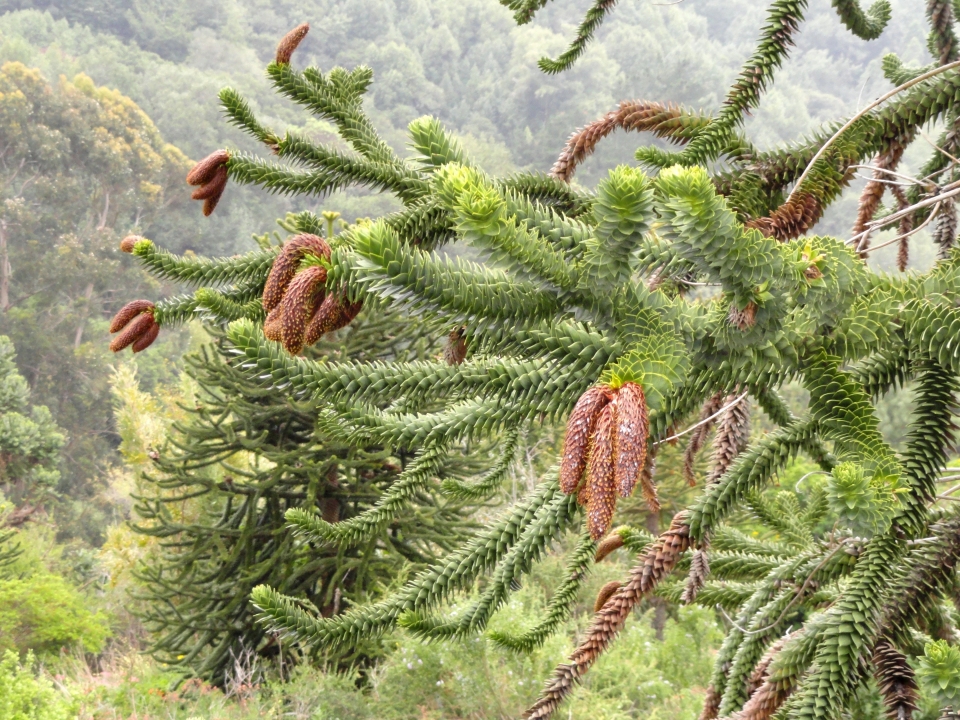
[{"left": 110, "top": 3, "right": 960, "bottom": 718}]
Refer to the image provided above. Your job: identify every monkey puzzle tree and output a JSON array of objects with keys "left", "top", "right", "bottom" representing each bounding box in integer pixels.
[{"left": 110, "top": 1, "right": 960, "bottom": 717}]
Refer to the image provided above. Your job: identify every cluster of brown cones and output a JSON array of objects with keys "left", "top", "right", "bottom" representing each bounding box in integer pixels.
[
  {"left": 559, "top": 382, "right": 651, "bottom": 540},
  {"left": 109, "top": 299, "right": 159, "bottom": 353},
  {"left": 187, "top": 150, "right": 230, "bottom": 216},
  {"left": 262, "top": 234, "right": 362, "bottom": 355}
]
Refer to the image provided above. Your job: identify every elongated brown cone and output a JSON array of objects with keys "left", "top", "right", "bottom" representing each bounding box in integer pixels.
[
  {"left": 586, "top": 403, "right": 617, "bottom": 540},
  {"left": 559, "top": 386, "right": 610, "bottom": 494},
  {"left": 746, "top": 633, "right": 792, "bottom": 698},
  {"left": 594, "top": 532, "right": 624, "bottom": 563},
  {"left": 110, "top": 299, "right": 155, "bottom": 333},
  {"left": 551, "top": 100, "right": 698, "bottom": 182},
  {"left": 110, "top": 311, "right": 155, "bottom": 352},
  {"left": 681, "top": 547, "right": 709, "bottom": 604},
  {"left": 683, "top": 392, "right": 724, "bottom": 486},
  {"left": 119, "top": 235, "right": 142, "bottom": 253},
  {"left": 278, "top": 265, "right": 327, "bottom": 355},
  {"left": 186, "top": 150, "right": 229, "bottom": 186},
  {"left": 191, "top": 165, "right": 228, "bottom": 200},
  {"left": 131, "top": 320, "right": 160, "bottom": 353},
  {"left": 744, "top": 191, "right": 822, "bottom": 242},
  {"left": 263, "top": 307, "right": 283, "bottom": 342},
  {"left": 706, "top": 393, "right": 751, "bottom": 485},
  {"left": 699, "top": 685, "right": 722, "bottom": 720},
  {"left": 275, "top": 23, "right": 309, "bottom": 65},
  {"left": 303, "top": 293, "right": 342, "bottom": 346},
  {"left": 640, "top": 447, "right": 660, "bottom": 513},
  {"left": 892, "top": 184, "right": 912, "bottom": 271},
  {"left": 524, "top": 512, "right": 691, "bottom": 719},
  {"left": 200, "top": 168, "right": 230, "bottom": 216},
  {"left": 262, "top": 234, "right": 332, "bottom": 313},
  {"left": 730, "top": 632, "right": 802, "bottom": 720},
  {"left": 613, "top": 382, "right": 648, "bottom": 498},
  {"left": 593, "top": 581, "right": 622, "bottom": 612},
  {"left": 873, "top": 637, "right": 919, "bottom": 720},
  {"left": 327, "top": 298, "right": 363, "bottom": 332}
]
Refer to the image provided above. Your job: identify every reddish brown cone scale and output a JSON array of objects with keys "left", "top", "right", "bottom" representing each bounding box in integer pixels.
[
  {"left": 593, "top": 580, "right": 622, "bottom": 612},
  {"left": 559, "top": 386, "right": 610, "bottom": 494},
  {"left": 191, "top": 165, "right": 228, "bottom": 200},
  {"left": 303, "top": 293, "right": 343, "bottom": 346},
  {"left": 263, "top": 307, "right": 283, "bottom": 342}
]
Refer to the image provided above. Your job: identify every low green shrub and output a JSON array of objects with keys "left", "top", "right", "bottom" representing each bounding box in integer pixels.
[
  {"left": 0, "top": 574, "right": 109, "bottom": 657},
  {"left": 0, "top": 650, "right": 77, "bottom": 720}
]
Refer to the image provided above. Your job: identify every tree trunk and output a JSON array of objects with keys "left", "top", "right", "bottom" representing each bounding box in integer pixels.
[
  {"left": 73, "top": 282, "right": 95, "bottom": 349},
  {"left": 1, "top": 222, "right": 9, "bottom": 312}
]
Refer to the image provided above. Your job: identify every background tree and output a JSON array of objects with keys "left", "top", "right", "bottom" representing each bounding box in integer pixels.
[
  {"left": 0, "top": 61, "right": 192, "bottom": 542},
  {"left": 118, "top": 218, "right": 485, "bottom": 685},
  {"left": 0, "top": 335, "right": 63, "bottom": 509}
]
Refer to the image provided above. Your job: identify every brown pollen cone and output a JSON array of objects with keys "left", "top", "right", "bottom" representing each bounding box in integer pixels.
[
  {"left": 303, "top": 293, "right": 342, "bottom": 346},
  {"left": 110, "top": 299, "right": 155, "bottom": 333},
  {"left": 120, "top": 235, "right": 142, "bottom": 253},
  {"left": 110, "top": 311, "right": 156, "bottom": 352},
  {"left": 131, "top": 321, "right": 160, "bottom": 353},
  {"left": 276, "top": 23, "right": 309, "bottom": 65},
  {"left": 263, "top": 307, "right": 283, "bottom": 342},
  {"left": 699, "top": 685, "right": 722, "bottom": 720},
  {"left": 593, "top": 581, "right": 622, "bottom": 612},
  {"left": 328, "top": 298, "right": 363, "bottom": 333},
  {"left": 613, "top": 382, "right": 648, "bottom": 498},
  {"left": 278, "top": 265, "right": 327, "bottom": 355},
  {"left": 197, "top": 165, "right": 229, "bottom": 217},
  {"left": 683, "top": 392, "right": 723, "bottom": 486},
  {"left": 639, "top": 447, "right": 660, "bottom": 514},
  {"left": 681, "top": 547, "right": 709, "bottom": 604},
  {"left": 872, "top": 637, "right": 919, "bottom": 720},
  {"left": 559, "top": 386, "right": 610, "bottom": 494},
  {"left": 745, "top": 192, "right": 821, "bottom": 242},
  {"left": 187, "top": 150, "right": 230, "bottom": 186},
  {"left": 594, "top": 532, "right": 624, "bottom": 562},
  {"left": 262, "top": 234, "right": 332, "bottom": 313},
  {"left": 586, "top": 403, "right": 617, "bottom": 540},
  {"left": 191, "top": 165, "right": 227, "bottom": 201}
]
